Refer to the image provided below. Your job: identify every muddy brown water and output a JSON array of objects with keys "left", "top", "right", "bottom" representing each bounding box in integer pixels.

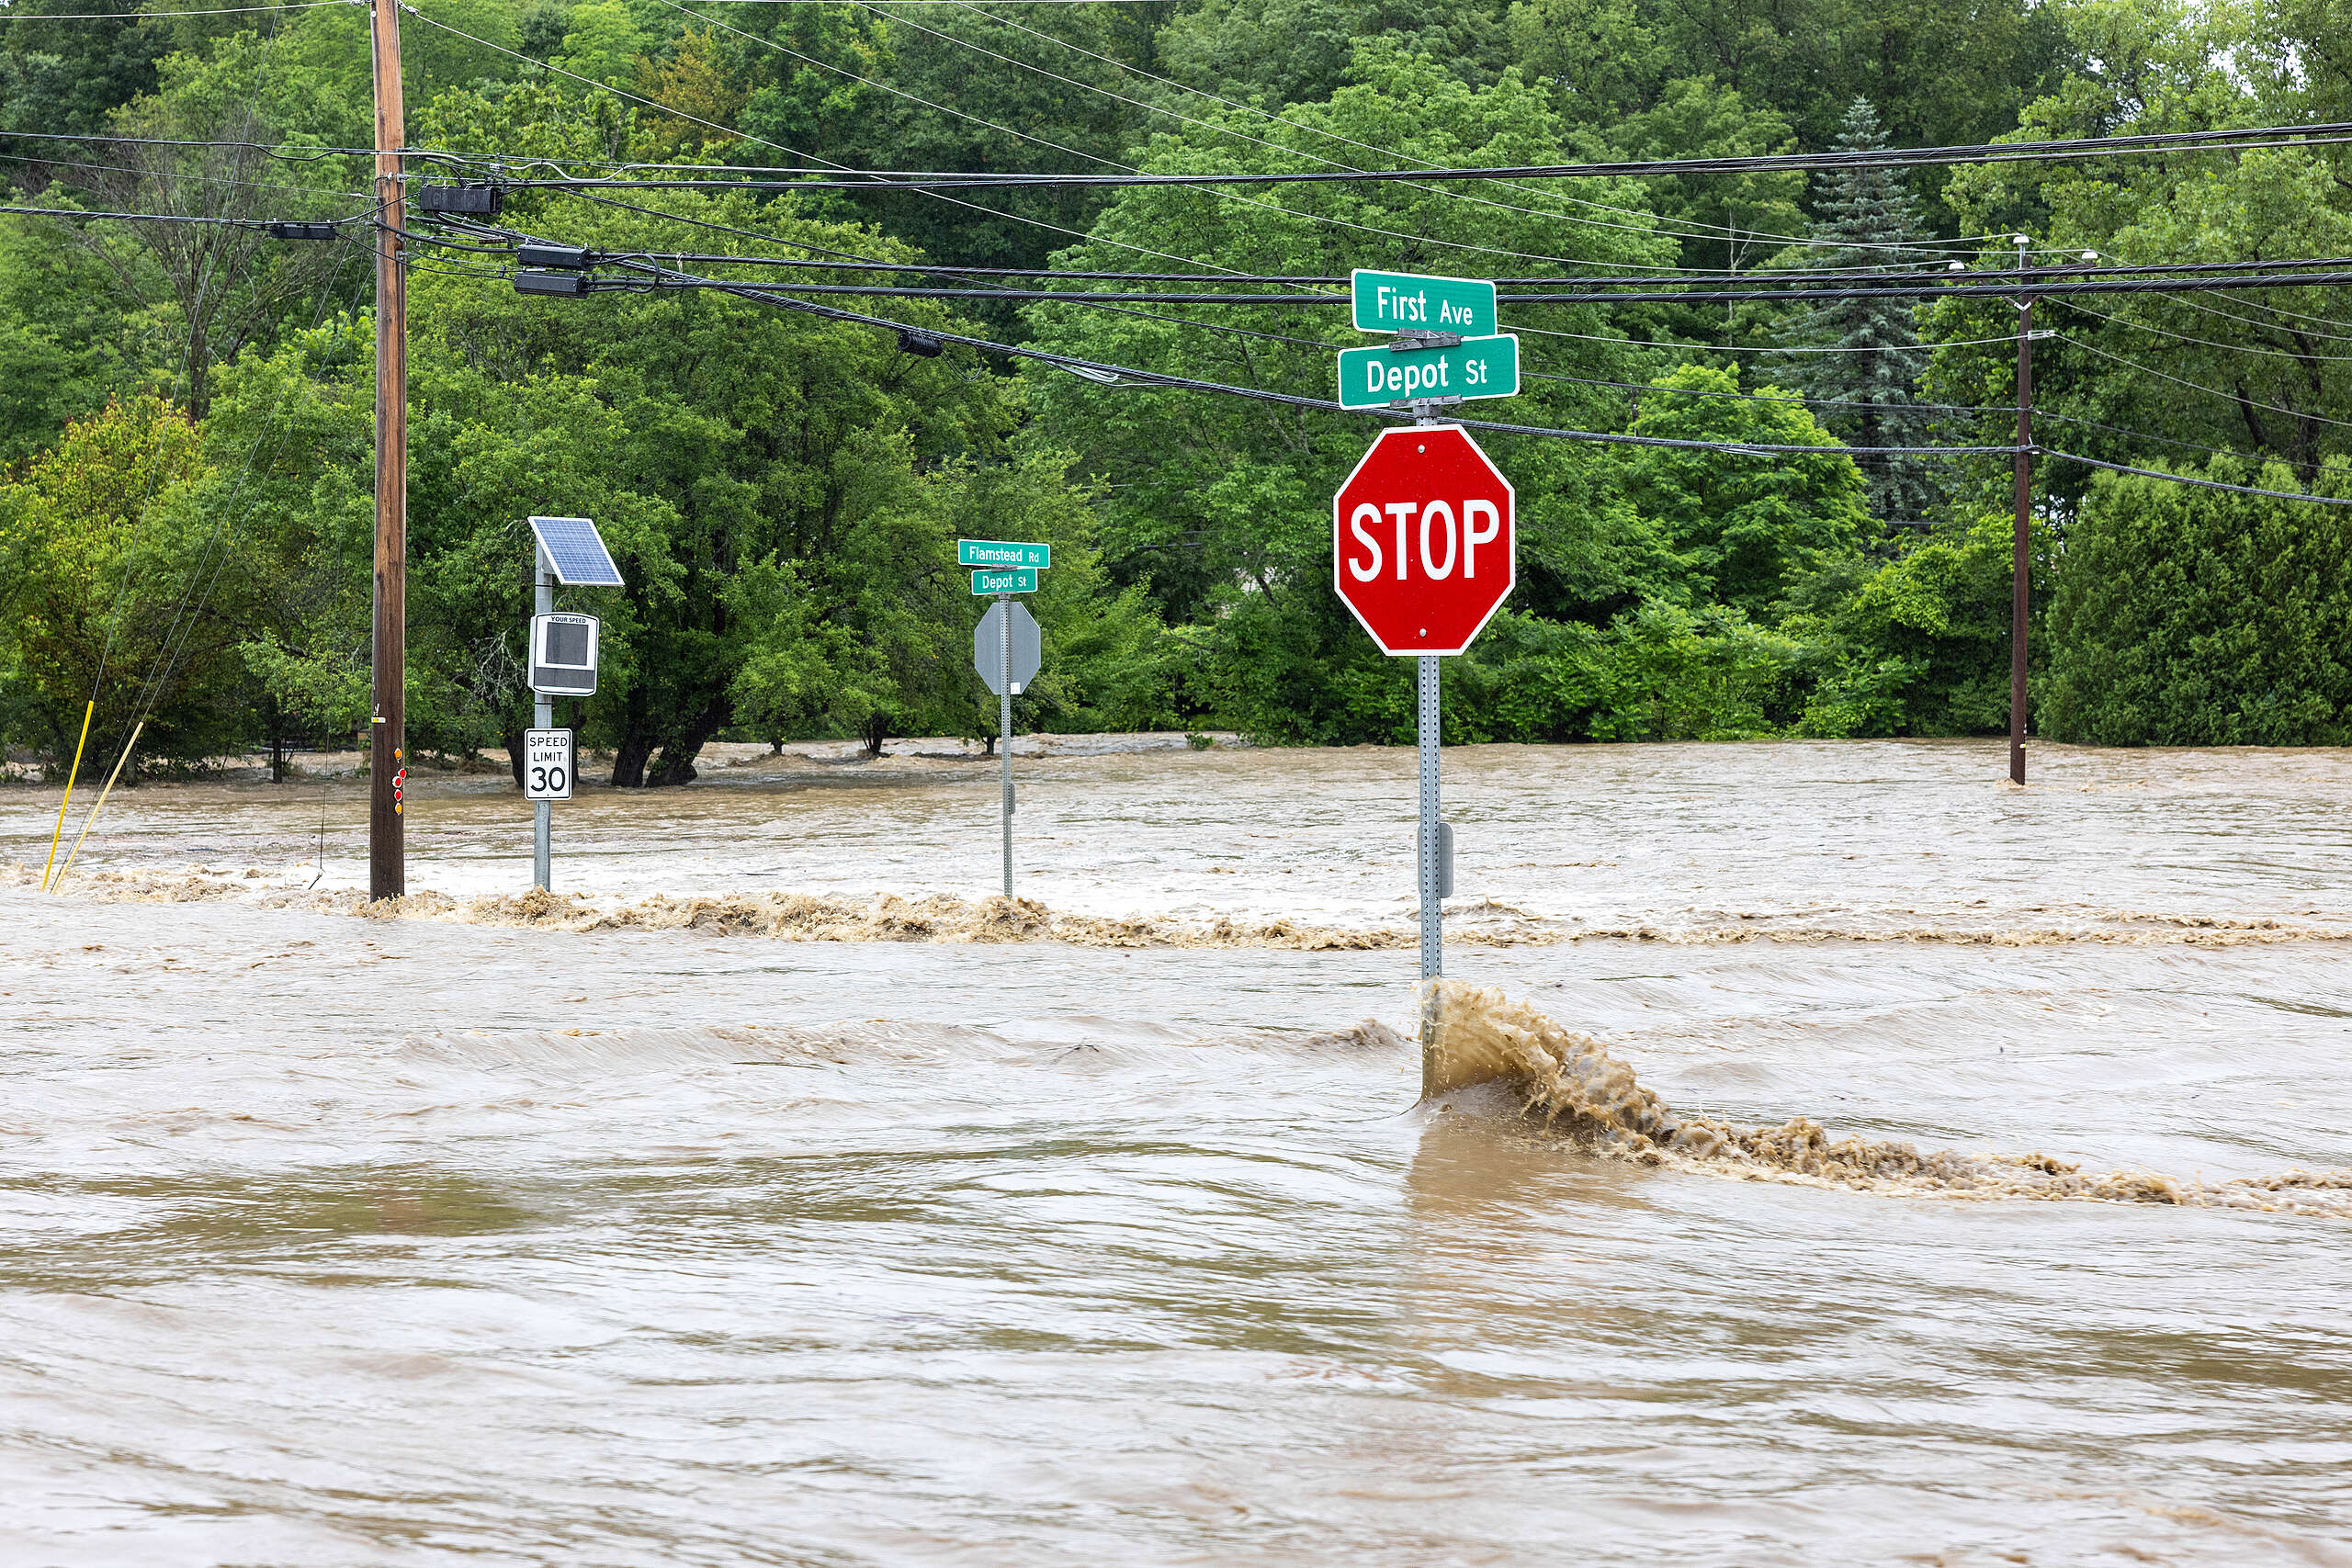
[{"left": 4, "top": 739, "right": 2350, "bottom": 1564}]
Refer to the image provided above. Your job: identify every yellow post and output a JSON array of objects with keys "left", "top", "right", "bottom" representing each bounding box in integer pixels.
[
  {"left": 40, "top": 700, "right": 95, "bottom": 890},
  {"left": 51, "top": 719, "right": 142, "bottom": 892}
]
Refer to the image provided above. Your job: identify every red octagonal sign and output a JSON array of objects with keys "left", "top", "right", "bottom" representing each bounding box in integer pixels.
[{"left": 1331, "top": 424, "right": 1515, "bottom": 656}]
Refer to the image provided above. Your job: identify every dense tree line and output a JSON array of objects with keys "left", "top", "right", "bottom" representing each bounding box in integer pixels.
[{"left": 0, "top": 0, "right": 2346, "bottom": 782}]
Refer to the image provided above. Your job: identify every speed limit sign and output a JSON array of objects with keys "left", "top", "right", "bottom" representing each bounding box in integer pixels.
[{"left": 524, "top": 728, "right": 573, "bottom": 800}]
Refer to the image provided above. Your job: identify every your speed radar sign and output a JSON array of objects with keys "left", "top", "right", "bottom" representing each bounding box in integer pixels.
[{"left": 1332, "top": 424, "right": 1515, "bottom": 655}]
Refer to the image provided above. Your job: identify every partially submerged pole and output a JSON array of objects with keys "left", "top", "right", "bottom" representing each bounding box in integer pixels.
[
  {"left": 1417, "top": 653, "right": 1441, "bottom": 980},
  {"left": 368, "top": 0, "right": 408, "bottom": 897},
  {"left": 2011, "top": 233, "right": 2032, "bottom": 786},
  {"left": 534, "top": 546, "right": 553, "bottom": 892},
  {"left": 999, "top": 591, "right": 1013, "bottom": 898}
]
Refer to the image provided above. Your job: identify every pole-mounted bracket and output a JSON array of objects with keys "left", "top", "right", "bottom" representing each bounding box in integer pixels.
[{"left": 1389, "top": 331, "right": 1464, "bottom": 354}]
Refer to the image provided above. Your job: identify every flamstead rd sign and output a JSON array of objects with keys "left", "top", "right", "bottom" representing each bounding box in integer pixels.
[{"left": 1331, "top": 424, "right": 1515, "bottom": 656}]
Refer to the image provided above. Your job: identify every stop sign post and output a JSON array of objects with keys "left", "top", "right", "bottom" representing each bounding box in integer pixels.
[{"left": 1331, "top": 423, "right": 1515, "bottom": 981}]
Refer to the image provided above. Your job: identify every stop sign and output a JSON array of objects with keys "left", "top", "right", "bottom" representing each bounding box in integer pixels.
[{"left": 1331, "top": 424, "right": 1515, "bottom": 655}]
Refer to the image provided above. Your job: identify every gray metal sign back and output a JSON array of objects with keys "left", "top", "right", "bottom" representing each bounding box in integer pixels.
[{"left": 973, "top": 600, "right": 1042, "bottom": 695}]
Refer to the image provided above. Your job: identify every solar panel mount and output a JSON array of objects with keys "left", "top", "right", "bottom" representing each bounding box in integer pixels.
[{"left": 529, "top": 515, "right": 625, "bottom": 587}]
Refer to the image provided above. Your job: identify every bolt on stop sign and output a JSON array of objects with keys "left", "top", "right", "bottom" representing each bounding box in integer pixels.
[{"left": 1332, "top": 424, "right": 1516, "bottom": 655}]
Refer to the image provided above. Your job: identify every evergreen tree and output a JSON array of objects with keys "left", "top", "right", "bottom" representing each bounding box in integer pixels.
[{"left": 1781, "top": 98, "right": 1940, "bottom": 525}]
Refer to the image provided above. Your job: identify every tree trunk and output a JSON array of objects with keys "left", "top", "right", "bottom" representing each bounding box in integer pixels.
[
  {"left": 862, "top": 710, "right": 889, "bottom": 758},
  {"left": 503, "top": 725, "right": 527, "bottom": 789},
  {"left": 645, "top": 696, "right": 731, "bottom": 785},
  {"left": 612, "top": 736, "right": 653, "bottom": 788}
]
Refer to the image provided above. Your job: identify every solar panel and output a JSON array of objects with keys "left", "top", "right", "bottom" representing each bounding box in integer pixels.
[{"left": 528, "top": 515, "right": 625, "bottom": 587}]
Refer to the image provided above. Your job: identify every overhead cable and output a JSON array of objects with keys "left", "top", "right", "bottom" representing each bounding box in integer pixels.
[
  {"left": 2048, "top": 449, "right": 2352, "bottom": 505},
  {"left": 2054, "top": 295, "right": 2352, "bottom": 362},
  {"left": 578, "top": 254, "right": 2018, "bottom": 457},
  {"left": 654, "top": 0, "right": 1637, "bottom": 269},
  {"left": 2064, "top": 338, "right": 2352, "bottom": 430},
  {"left": 930, "top": 0, "right": 2011, "bottom": 259},
  {"left": 497, "top": 119, "right": 2352, "bottom": 193},
  {"left": 391, "top": 1, "right": 1256, "bottom": 275},
  {"left": 0, "top": 2, "right": 346, "bottom": 17},
  {"left": 831, "top": 0, "right": 1701, "bottom": 263}
]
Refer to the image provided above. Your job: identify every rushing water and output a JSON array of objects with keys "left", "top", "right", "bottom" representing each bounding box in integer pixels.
[{"left": 4, "top": 739, "right": 2350, "bottom": 1564}]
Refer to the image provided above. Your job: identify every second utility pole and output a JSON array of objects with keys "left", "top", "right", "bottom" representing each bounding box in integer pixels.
[
  {"left": 369, "top": 0, "right": 408, "bottom": 898},
  {"left": 2010, "top": 234, "right": 2031, "bottom": 787}
]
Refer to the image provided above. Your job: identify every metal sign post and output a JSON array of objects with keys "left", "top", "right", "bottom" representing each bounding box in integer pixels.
[
  {"left": 524, "top": 515, "right": 624, "bottom": 893},
  {"left": 967, "top": 543, "right": 1047, "bottom": 899},
  {"left": 1417, "top": 648, "right": 1442, "bottom": 980},
  {"left": 999, "top": 596, "right": 1013, "bottom": 895},
  {"left": 534, "top": 546, "right": 553, "bottom": 890},
  {"left": 1330, "top": 284, "right": 1518, "bottom": 980}
]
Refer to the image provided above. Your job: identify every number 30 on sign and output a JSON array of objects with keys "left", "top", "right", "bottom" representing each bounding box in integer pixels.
[{"left": 524, "top": 728, "right": 574, "bottom": 800}]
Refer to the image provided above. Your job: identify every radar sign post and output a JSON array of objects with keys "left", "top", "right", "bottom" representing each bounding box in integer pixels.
[{"left": 526, "top": 516, "right": 623, "bottom": 891}]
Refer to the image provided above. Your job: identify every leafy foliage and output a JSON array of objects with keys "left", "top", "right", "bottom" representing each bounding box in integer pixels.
[{"left": 2044, "top": 463, "right": 2352, "bottom": 746}]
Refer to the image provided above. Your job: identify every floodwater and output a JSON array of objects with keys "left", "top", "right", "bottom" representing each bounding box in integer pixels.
[{"left": 4, "top": 739, "right": 2350, "bottom": 1564}]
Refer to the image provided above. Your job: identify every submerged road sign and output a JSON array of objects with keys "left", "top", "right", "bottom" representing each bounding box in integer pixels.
[
  {"left": 974, "top": 599, "right": 1041, "bottom": 695},
  {"left": 1351, "top": 270, "right": 1497, "bottom": 336},
  {"left": 1336, "top": 334, "right": 1519, "bottom": 410},
  {"left": 970, "top": 567, "right": 1038, "bottom": 594},
  {"left": 1332, "top": 424, "right": 1516, "bottom": 656}
]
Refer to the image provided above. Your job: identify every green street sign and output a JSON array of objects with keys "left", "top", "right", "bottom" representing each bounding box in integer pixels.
[
  {"left": 1336, "top": 333, "right": 1519, "bottom": 409},
  {"left": 959, "top": 538, "right": 1051, "bottom": 570},
  {"left": 1351, "top": 269, "right": 1498, "bottom": 337},
  {"left": 971, "top": 566, "right": 1038, "bottom": 594}
]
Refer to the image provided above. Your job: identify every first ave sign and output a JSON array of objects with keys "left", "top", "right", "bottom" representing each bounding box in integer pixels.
[{"left": 1331, "top": 424, "right": 1515, "bottom": 655}]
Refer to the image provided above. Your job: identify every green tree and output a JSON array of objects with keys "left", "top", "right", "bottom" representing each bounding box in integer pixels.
[
  {"left": 0, "top": 394, "right": 249, "bottom": 767},
  {"left": 1938, "top": 0, "right": 2352, "bottom": 505},
  {"left": 2043, "top": 460, "right": 2352, "bottom": 745},
  {"left": 1023, "top": 43, "right": 1674, "bottom": 739},
  {"left": 1776, "top": 97, "right": 1940, "bottom": 525},
  {"left": 1616, "top": 364, "right": 1870, "bottom": 617}
]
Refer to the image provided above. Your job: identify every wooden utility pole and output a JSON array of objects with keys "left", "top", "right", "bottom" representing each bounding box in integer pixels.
[
  {"left": 369, "top": 0, "right": 407, "bottom": 897},
  {"left": 2010, "top": 235, "right": 2031, "bottom": 787}
]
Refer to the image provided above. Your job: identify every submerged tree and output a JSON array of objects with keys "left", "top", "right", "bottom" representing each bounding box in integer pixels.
[{"left": 1779, "top": 98, "right": 1940, "bottom": 526}]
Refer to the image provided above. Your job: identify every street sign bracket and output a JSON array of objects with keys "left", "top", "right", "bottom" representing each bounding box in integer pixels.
[{"left": 1390, "top": 332, "right": 1464, "bottom": 354}]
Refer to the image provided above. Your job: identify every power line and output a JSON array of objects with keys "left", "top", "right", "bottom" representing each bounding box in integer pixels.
[
  {"left": 548, "top": 267, "right": 2352, "bottom": 305},
  {"left": 496, "top": 119, "right": 2352, "bottom": 193},
  {"left": 2064, "top": 337, "right": 2352, "bottom": 431},
  {"left": 833, "top": 0, "right": 1700, "bottom": 265},
  {"left": 413, "top": 215, "right": 2040, "bottom": 412},
  {"left": 423, "top": 223, "right": 2352, "bottom": 303},
  {"left": 0, "top": 2, "right": 346, "bottom": 17},
  {"left": 2175, "top": 289, "right": 2352, "bottom": 344},
  {"left": 934, "top": 0, "right": 2009, "bottom": 260},
  {"left": 391, "top": 0, "right": 1254, "bottom": 276},
  {"left": 2047, "top": 449, "right": 2352, "bottom": 506},
  {"left": 2041, "top": 411, "right": 2352, "bottom": 485},
  {"left": 0, "top": 198, "right": 364, "bottom": 225},
  {"left": 659, "top": 0, "right": 1643, "bottom": 270},
  {"left": 0, "top": 146, "right": 370, "bottom": 199},
  {"left": 414, "top": 242, "right": 2352, "bottom": 289},
  {"left": 576, "top": 253, "right": 2020, "bottom": 456},
  {"left": 2055, "top": 295, "right": 2352, "bottom": 363}
]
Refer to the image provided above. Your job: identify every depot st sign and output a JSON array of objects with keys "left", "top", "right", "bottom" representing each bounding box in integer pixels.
[{"left": 1331, "top": 425, "right": 1516, "bottom": 656}]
